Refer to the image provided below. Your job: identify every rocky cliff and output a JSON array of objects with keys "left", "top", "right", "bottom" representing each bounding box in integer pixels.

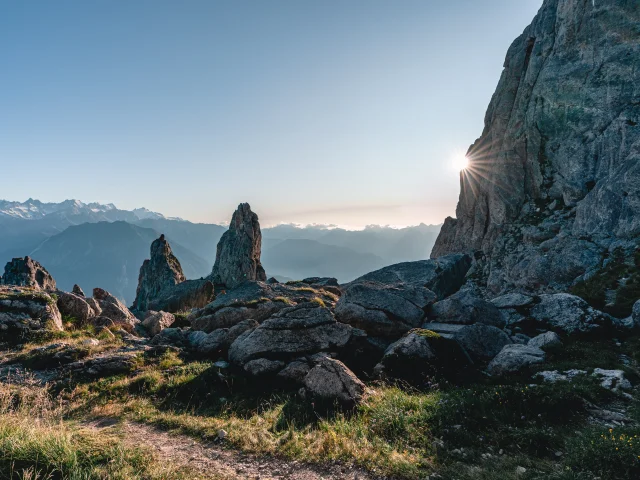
[
  {"left": 210, "top": 203, "right": 267, "bottom": 289},
  {"left": 432, "top": 0, "right": 640, "bottom": 312}
]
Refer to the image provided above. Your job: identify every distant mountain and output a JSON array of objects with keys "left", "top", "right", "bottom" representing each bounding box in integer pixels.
[
  {"left": 262, "top": 223, "right": 441, "bottom": 266},
  {"left": 261, "top": 239, "right": 386, "bottom": 283},
  {"left": 29, "top": 221, "right": 211, "bottom": 304},
  {"left": 0, "top": 198, "right": 443, "bottom": 300}
]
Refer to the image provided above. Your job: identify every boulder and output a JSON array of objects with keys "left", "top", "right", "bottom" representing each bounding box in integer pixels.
[
  {"left": 56, "top": 292, "right": 95, "bottom": 325},
  {"left": 141, "top": 311, "right": 175, "bottom": 337},
  {"left": 487, "top": 344, "right": 545, "bottom": 376},
  {"left": 335, "top": 281, "right": 436, "bottom": 337},
  {"left": 1, "top": 257, "right": 56, "bottom": 291},
  {"left": 348, "top": 253, "right": 472, "bottom": 299},
  {"left": 278, "top": 359, "right": 313, "bottom": 383},
  {"left": 147, "top": 279, "right": 214, "bottom": 313},
  {"left": 428, "top": 289, "right": 505, "bottom": 328},
  {"left": 528, "top": 294, "right": 611, "bottom": 334},
  {"left": 66, "top": 352, "right": 138, "bottom": 378},
  {"left": 228, "top": 302, "right": 352, "bottom": 366},
  {"left": 302, "top": 356, "right": 365, "bottom": 407},
  {"left": 528, "top": 331, "right": 563, "bottom": 350},
  {"left": 150, "top": 328, "right": 189, "bottom": 348},
  {"left": 0, "top": 286, "right": 63, "bottom": 339},
  {"left": 187, "top": 329, "right": 228, "bottom": 356},
  {"left": 132, "top": 235, "right": 187, "bottom": 312},
  {"left": 592, "top": 368, "right": 632, "bottom": 393},
  {"left": 210, "top": 203, "right": 266, "bottom": 289},
  {"left": 373, "top": 329, "right": 471, "bottom": 383},
  {"left": 189, "top": 280, "right": 336, "bottom": 333},
  {"left": 92, "top": 288, "right": 137, "bottom": 329},
  {"left": 244, "top": 358, "right": 285, "bottom": 376},
  {"left": 491, "top": 293, "right": 534, "bottom": 309},
  {"left": 427, "top": 322, "right": 512, "bottom": 362},
  {"left": 633, "top": 299, "right": 640, "bottom": 325}
]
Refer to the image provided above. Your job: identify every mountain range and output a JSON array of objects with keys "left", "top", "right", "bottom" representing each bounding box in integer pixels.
[{"left": 0, "top": 199, "right": 441, "bottom": 304}]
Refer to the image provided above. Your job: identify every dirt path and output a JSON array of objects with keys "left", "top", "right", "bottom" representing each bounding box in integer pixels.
[{"left": 88, "top": 418, "right": 378, "bottom": 480}]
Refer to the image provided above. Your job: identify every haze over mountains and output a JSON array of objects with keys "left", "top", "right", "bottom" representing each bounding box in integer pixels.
[{"left": 0, "top": 199, "right": 441, "bottom": 303}]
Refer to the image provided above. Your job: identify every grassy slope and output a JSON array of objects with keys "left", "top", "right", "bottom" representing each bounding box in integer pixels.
[{"left": 2, "top": 330, "right": 640, "bottom": 479}]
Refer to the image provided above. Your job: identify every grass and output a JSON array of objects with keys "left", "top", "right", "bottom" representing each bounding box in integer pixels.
[
  {"left": 4, "top": 328, "right": 640, "bottom": 479},
  {"left": 0, "top": 382, "right": 205, "bottom": 480}
]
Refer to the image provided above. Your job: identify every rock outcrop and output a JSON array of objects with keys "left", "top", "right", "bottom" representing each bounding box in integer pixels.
[
  {"left": 132, "top": 235, "right": 187, "bottom": 312},
  {"left": 210, "top": 203, "right": 266, "bottom": 289},
  {"left": 92, "top": 288, "right": 138, "bottom": 330},
  {"left": 56, "top": 291, "right": 96, "bottom": 325},
  {"left": 431, "top": 0, "right": 640, "bottom": 300},
  {"left": 1, "top": 257, "right": 56, "bottom": 291},
  {"left": 0, "top": 286, "right": 63, "bottom": 338}
]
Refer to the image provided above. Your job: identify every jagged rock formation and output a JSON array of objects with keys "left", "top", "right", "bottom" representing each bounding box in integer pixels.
[
  {"left": 432, "top": 0, "right": 640, "bottom": 303},
  {"left": 1, "top": 257, "right": 56, "bottom": 291},
  {"left": 210, "top": 203, "right": 266, "bottom": 289},
  {"left": 92, "top": 288, "right": 138, "bottom": 330},
  {"left": 133, "top": 235, "right": 186, "bottom": 311}
]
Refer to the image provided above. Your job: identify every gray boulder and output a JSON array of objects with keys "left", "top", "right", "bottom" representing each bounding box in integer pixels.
[
  {"left": 428, "top": 289, "right": 505, "bottom": 328},
  {"left": 528, "top": 331, "right": 563, "bottom": 350},
  {"left": 92, "top": 288, "right": 138, "bottom": 330},
  {"left": 66, "top": 352, "right": 138, "bottom": 378},
  {"left": 244, "top": 358, "right": 285, "bottom": 376},
  {"left": 487, "top": 344, "right": 545, "bottom": 376},
  {"left": 634, "top": 300, "right": 640, "bottom": 325},
  {"left": 147, "top": 279, "right": 214, "bottom": 314},
  {"left": 427, "top": 322, "right": 512, "bottom": 363},
  {"left": 150, "top": 328, "right": 189, "bottom": 348},
  {"left": 72, "top": 284, "right": 85, "bottom": 297},
  {"left": 189, "top": 280, "right": 337, "bottom": 333},
  {"left": 210, "top": 203, "right": 266, "bottom": 289},
  {"left": 348, "top": 253, "right": 471, "bottom": 299},
  {"left": 56, "top": 292, "right": 96, "bottom": 325},
  {"left": 373, "top": 329, "right": 471, "bottom": 383},
  {"left": 491, "top": 293, "right": 534, "bottom": 309},
  {"left": 335, "top": 281, "right": 436, "bottom": 337},
  {"left": 228, "top": 302, "right": 352, "bottom": 366},
  {"left": 187, "top": 328, "right": 228, "bottom": 356},
  {"left": 302, "top": 356, "right": 365, "bottom": 407},
  {"left": 2, "top": 257, "right": 56, "bottom": 292},
  {"left": 0, "top": 286, "right": 63, "bottom": 338},
  {"left": 529, "top": 294, "right": 611, "bottom": 334},
  {"left": 141, "top": 311, "right": 175, "bottom": 337}
]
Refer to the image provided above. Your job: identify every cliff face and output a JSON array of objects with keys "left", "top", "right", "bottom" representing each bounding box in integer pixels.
[{"left": 432, "top": 0, "right": 640, "bottom": 298}]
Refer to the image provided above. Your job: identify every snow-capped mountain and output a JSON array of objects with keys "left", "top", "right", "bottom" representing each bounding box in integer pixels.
[{"left": 0, "top": 198, "right": 170, "bottom": 221}]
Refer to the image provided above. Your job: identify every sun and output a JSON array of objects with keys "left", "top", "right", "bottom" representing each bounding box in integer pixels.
[{"left": 451, "top": 152, "right": 470, "bottom": 171}]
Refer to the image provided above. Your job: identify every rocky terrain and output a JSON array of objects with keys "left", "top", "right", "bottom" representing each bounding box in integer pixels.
[{"left": 1, "top": 1, "right": 639, "bottom": 479}]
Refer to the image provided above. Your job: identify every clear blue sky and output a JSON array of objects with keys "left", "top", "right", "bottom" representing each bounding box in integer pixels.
[{"left": 0, "top": 0, "right": 542, "bottom": 228}]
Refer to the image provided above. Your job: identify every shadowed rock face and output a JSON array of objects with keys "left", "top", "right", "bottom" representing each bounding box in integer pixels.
[
  {"left": 432, "top": 0, "right": 640, "bottom": 294},
  {"left": 133, "top": 235, "right": 186, "bottom": 312},
  {"left": 210, "top": 203, "right": 266, "bottom": 289},
  {"left": 1, "top": 257, "right": 56, "bottom": 292}
]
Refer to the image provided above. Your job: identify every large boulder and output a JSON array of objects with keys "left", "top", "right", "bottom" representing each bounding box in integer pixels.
[
  {"left": 141, "top": 311, "right": 175, "bottom": 337},
  {"left": 431, "top": 0, "right": 640, "bottom": 297},
  {"left": 0, "top": 286, "right": 63, "bottom": 339},
  {"left": 302, "top": 356, "right": 365, "bottom": 408},
  {"left": 1, "top": 257, "right": 56, "bottom": 292},
  {"left": 92, "top": 288, "right": 138, "bottom": 330},
  {"left": 528, "top": 331, "right": 563, "bottom": 350},
  {"left": 189, "top": 280, "right": 337, "bottom": 333},
  {"left": 132, "top": 235, "right": 187, "bottom": 312},
  {"left": 56, "top": 292, "right": 96, "bottom": 325},
  {"left": 528, "top": 293, "right": 611, "bottom": 334},
  {"left": 228, "top": 302, "right": 352, "bottom": 367},
  {"left": 335, "top": 281, "right": 436, "bottom": 337},
  {"left": 373, "top": 329, "right": 471, "bottom": 383},
  {"left": 347, "top": 254, "right": 472, "bottom": 299},
  {"left": 427, "top": 289, "right": 505, "bottom": 328},
  {"left": 633, "top": 299, "right": 640, "bottom": 325},
  {"left": 210, "top": 203, "right": 266, "bottom": 289},
  {"left": 487, "top": 344, "right": 545, "bottom": 376},
  {"left": 427, "top": 322, "right": 512, "bottom": 363},
  {"left": 147, "top": 279, "right": 214, "bottom": 314}
]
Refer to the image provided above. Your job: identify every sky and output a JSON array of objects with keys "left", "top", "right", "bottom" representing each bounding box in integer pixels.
[{"left": 0, "top": 0, "right": 542, "bottom": 228}]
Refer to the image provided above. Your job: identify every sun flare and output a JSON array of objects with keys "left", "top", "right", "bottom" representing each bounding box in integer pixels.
[{"left": 451, "top": 153, "right": 470, "bottom": 171}]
